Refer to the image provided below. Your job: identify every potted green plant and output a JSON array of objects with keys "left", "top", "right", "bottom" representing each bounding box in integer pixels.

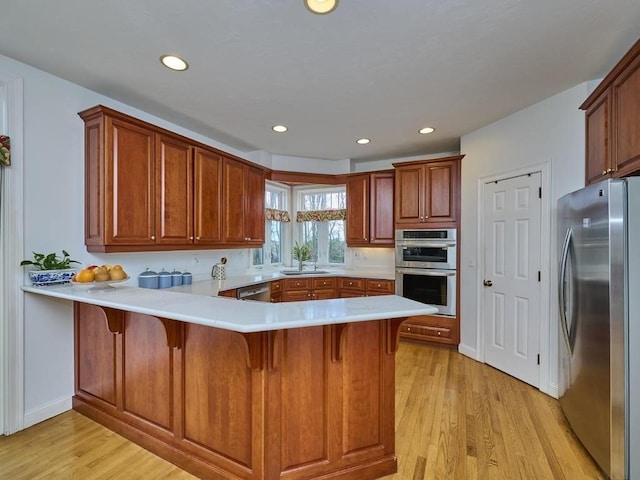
[
  {"left": 292, "top": 241, "right": 312, "bottom": 271},
  {"left": 20, "top": 250, "right": 81, "bottom": 286}
]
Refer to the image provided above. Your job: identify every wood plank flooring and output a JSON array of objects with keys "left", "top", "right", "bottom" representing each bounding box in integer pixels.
[{"left": 0, "top": 341, "right": 605, "bottom": 479}]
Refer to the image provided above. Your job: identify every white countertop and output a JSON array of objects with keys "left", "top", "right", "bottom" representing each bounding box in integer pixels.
[{"left": 22, "top": 275, "right": 436, "bottom": 333}]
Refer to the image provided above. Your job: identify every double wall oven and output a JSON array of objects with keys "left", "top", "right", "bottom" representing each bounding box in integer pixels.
[{"left": 395, "top": 229, "right": 457, "bottom": 316}]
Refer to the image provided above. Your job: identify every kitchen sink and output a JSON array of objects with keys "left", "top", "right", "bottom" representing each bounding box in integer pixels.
[{"left": 281, "top": 270, "right": 330, "bottom": 275}]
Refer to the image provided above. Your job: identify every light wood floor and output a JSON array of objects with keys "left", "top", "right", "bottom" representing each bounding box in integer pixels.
[{"left": 0, "top": 342, "right": 605, "bottom": 480}]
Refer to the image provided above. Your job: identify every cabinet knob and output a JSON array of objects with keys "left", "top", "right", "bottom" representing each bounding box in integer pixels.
[
  {"left": 189, "top": 236, "right": 194, "bottom": 240},
  {"left": 150, "top": 235, "right": 156, "bottom": 240},
  {"left": 607, "top": 168, "right": 615, "bottom": 174},
  {"left": 196, "top": 236, "right": 201, "bottom": 240},
  {"left": 437, "top": 331, "right": 441, "bottom": 336},
  {"left": 603, "top": 170, "right": 608, "bottom": 176}
]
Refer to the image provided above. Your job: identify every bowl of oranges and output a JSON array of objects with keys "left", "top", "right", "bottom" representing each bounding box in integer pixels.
[{"left": 71, "top": 264, "right": 129, "bottom": 291}]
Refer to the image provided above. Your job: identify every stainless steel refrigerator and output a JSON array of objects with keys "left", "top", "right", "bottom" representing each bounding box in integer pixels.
[{"left": 558, "top": 178, "right": 640, "bottom": 480}]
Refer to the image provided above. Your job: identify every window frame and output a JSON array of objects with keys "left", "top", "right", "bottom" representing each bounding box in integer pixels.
[
  {"left": 294, "top": 184, "right": 346, "bottom": 267},
  {"left": 253, "top": 181, "right": 291, "bottom": 268}
]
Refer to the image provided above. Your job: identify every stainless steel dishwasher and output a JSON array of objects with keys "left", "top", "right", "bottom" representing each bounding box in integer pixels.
[{"left": 236, "top": 282, "right": 271, "bottom": 302}]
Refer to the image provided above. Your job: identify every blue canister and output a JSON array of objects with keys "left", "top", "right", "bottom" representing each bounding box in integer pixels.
[
  {"left": 171, "top": 269, "right": 183, "bottom": 287},
  {"left": 182, "top": 271, "right": 192, "bottom": 285},
  {"left": 158, "top": 268, "right": 172, "bottom": 289},
  {"left": 138, "top": 268, "right": 158, "bottom": 289}
]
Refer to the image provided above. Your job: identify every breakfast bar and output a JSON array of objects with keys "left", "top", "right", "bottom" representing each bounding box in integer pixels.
[{"left": 23, "top": 284, "right": 436, "bottom": 480}]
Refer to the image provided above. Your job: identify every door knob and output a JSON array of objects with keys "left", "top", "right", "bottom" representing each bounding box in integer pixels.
[{"left": 483, "top": 280, "right": 493, "bottom": 287}]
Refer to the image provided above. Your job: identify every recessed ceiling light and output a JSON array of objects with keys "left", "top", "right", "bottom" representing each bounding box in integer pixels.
[
  {"left": 160, "top": 55, "right": 189, "bottom": 71},
  {"left": 272, "top": 125, "right": 288, "bottom": 133},
  {"left": 356, "top": 138, "right": 370, "bottom": 145},
  {"left": 304, "top": 0, "right": 339, "bottom": 15},
  {"left": 419, "top": 127, "right": 435, "bottom": 134}
]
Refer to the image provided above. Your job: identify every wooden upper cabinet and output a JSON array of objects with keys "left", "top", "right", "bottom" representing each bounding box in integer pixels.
[
  {"left": 581, "top": 38, "right": 640, "bottom": 185},
  {"left": 222, "top": 156, "right": 265, "bottom": 245},
  {"left": 612, "top": 48, "right": 640, "bottom": 177},
  {"left": 346, "top": 171, "right": 394, "bottom": 247},
  {"left": 346, "top": 174, "right": 370, "bottom": 246},
  {"left": 98, "top": 114, "right": 156, "bottom": 247},
  {"left": 194, "top": 147, "right": 223, "bottom": 244},
  {"left": 584, "top": 90, "right": 611, "bottom": 185},
  {"left": 369, "top": 172, "right": 395, "bottom": 245},
  {"left": 393, "top": 155, "right": 462, "bottom": 229},
  {"left": 79, "top": 105, "right": 267, "bottom": 252},
  {"left": 155, "top": 133, "right": 193, "bottom": 245}
]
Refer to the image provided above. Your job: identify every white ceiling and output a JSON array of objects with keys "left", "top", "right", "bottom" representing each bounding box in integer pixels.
[{"left": 1, "top": 0, "right": 640, "bottom": 163}]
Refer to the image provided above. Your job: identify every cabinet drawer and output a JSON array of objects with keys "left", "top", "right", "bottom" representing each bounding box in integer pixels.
[
  {"left": 283, "top": 278, "right": 313, "bottom": 291},
  {"left": 366, "top": 278, "right": 394, "bottom": 295},
  {"left": 312, "top": 288, "right": 337, "bottom": 300},
  {"left": 401, "top": 323, "right": 452, "bottom": 340},
  {"left": 339, "top": 277, "right": 365, "bottom": 290},
  {"left": 271, "top": 280, "right": 282, "bottom": 292},
  {"left": 313, "top": 277, "right": 336, "bottom": 289},
  {"left": 283, "top": 290, "right": 312, "bottom": 302}
]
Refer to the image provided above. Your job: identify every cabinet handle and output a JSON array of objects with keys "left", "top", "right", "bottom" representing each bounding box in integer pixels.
[
  {"left": 151, "top": 235, "right": 156, "bottom": 240},
  {"left": 603, "top": 170, "right": 608, "bottom": 176}
]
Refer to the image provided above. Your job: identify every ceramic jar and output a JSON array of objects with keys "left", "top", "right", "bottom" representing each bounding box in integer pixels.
[{"left": 138, "top": 269, "right": 158, "bottom": 289}]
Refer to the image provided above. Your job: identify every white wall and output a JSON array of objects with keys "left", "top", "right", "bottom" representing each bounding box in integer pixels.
[
  {"left": 0, "top": 53, "right": 272, "bottom": 426},
  {"left": 459, "top": 83, "right": 589, "bottom": 394}
]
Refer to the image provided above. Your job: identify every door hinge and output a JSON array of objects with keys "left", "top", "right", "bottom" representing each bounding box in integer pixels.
[
  {"left": 538, "top": 271, "right": 541, "bottom": 282},
  {"left": 538, "top": 187, "right": 542, "bottom": 199}
]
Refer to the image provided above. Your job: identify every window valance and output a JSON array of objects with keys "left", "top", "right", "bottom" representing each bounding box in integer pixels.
[
  {"left": 265, "top": 208, "right": 291, "bottom": 222},
  {"left": 296, "top": 209, "right": 346, "bottom": 222}
]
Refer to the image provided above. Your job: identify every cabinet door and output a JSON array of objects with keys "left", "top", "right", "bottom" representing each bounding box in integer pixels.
[
  {"left": 346, "top": 174, "right": 370, "bottom": 246},
  {"left": 194, "top": 148, "right": 223, "bottom": 244},
  {"left": 244, "top": 165, "right": 265, "bottom": 244},
  {"left": 394, "top": 164, "right": 425, "bottom": 226},
  {"left": 155, "top": 134, "right": 193, "bottom": 244},
  {"left": 105, "top": 117, "right": 156, "bottom": 245},
  {"left": 369, "top": 172, "right": 394, "bottom": 245},
  {"left": 585, "top": 90, "right": 611, "bottom": 185},
  {"left": 424, "top": 160, "right": 457, "bottom": 225},
  {"left": 612, "top": 52, "right": 640, "bottom": 177},
  {"left": 222, "top": 158, "right": 246, "bottom": 243}
]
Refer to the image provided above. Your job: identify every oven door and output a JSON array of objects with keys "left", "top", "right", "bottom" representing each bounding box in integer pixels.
[
  {"left": 395, "top": 241, "right": 456, "bottom": 269},
  {"left": 395, "top": 267, "right": 456, "bottom": 316}
]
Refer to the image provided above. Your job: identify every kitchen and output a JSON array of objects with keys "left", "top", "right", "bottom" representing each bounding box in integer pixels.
[{"left": 2, "top": 1, "right": 640, "bottom": 479}]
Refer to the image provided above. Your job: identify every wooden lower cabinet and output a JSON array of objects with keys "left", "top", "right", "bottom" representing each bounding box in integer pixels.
[
  {"left": 400, "top": 314, "right": 458, "bottom": 345},
  {"left": 74, "top": 302, "right": 402, "bottom": 480},
  {"left": 282, "top": 277, "right": 337, "bottom": 302}
]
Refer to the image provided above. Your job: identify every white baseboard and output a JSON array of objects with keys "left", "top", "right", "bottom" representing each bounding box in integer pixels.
[
  {"left": 542, "top": 382, "right": 559, "bottom": 399},
  {"left": 23, "top": 396, "right": 72, "bottom": 429},
  {"left": 457, "top": 342, "right": 480, "bottom": 361}
]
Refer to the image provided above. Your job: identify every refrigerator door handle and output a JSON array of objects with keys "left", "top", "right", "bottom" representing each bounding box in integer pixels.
[{"left": 559, "top": 227, "right": 573, "bottom": 354}]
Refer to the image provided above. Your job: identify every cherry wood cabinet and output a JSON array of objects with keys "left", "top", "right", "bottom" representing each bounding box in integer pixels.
[
  {"left": 73, "top": 302, "right": 403, "bottom": 480},
  {"left": 393, "top": 155, "right": 462, "bottom": 229},
  {"left": 222, "top": 157, "right": 265, "bottom": 246},
  {"left": 339, "top": 277, "right": 394, "bottom": 298},
  {"left": 270, "top": 280, "right": 282, "bottom": 303},
  {"left": 400, "top": 314, "right": 458, "bottom": 345},
  {"left": 346, "top": 171, "right": 394, "bottom": 247},
  {"left": 282, "top": 277, "right": 337, "bottom": 302},
  {"left": 193, "top": 147, "right": 223, "bottom": 244},
  {"left": 581, "top": 38, "right": 640, "bottom": 185},
  {"left": 79, "top": 105, "right": 266, "bottom": 252}
]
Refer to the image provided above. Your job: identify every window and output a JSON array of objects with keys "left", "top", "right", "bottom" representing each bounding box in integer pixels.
[
  {"left": 296, "top": 186, "right": 346, "bottom": 265},
  {"left": 253, "top": 183, "right": 290, "bottom": 267}
]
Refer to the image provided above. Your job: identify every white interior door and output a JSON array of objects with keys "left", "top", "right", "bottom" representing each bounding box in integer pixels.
[{"left": 483, "top": 173, "right": 541, "bottom": 387}]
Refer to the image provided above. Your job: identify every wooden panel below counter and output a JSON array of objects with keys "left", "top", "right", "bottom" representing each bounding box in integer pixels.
[
  {"left": 73, "top": 302, "right": 404, "bottom": 480},
  {"left": 400, "top": 314, "right": 459, "bottom": 345}
]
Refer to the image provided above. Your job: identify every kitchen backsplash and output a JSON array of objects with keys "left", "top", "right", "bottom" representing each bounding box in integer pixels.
[{"left": 85, "top": 249, "right": 252, "bottom": 283}]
